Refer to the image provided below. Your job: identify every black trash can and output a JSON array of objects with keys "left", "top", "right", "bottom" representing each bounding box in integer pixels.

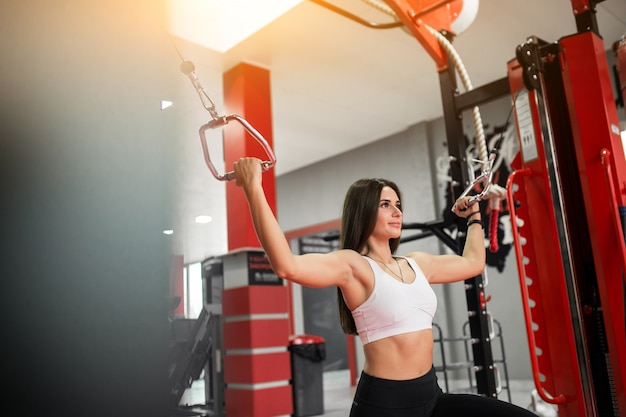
[{"left": 289, "top": 334, "right": 326, "bottom": 417}]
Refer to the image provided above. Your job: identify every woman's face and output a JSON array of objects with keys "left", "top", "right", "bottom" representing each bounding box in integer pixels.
[{"left": 372, "top": 185, "right": 403, "bottom": 239}]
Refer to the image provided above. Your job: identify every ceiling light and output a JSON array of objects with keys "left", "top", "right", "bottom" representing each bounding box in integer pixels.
[
  {"left": 161, "top": 100, "right": 173, "bottom": 110},
  {"left": 195, "top": 215, "right": 213, "bottom": 224},
  {"left": 163, "top": 229, "right": 174, "bottom": 235},
  {"left": 167, "top": 0, "right": 304, "bottom": 53}
]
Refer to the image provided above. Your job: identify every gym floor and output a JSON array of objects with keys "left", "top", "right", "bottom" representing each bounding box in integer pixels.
[{"left": 177, "top": 370, "right": 541, "bottom": 416}]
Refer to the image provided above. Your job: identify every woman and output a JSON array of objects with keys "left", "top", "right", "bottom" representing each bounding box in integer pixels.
[{"left": 233, "top": 157, "right": 536, "bottom": 417}]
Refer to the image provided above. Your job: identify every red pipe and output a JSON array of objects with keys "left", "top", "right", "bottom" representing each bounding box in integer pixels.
[{"left": 506, "top": 169, "right": 566, "bottom": 405}]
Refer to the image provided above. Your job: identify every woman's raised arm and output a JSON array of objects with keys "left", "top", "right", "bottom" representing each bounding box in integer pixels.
[
  {"left": 234, "top": 157, "right": 354, "bottom": 288},
  {"left": 408, "top": 196, "right": 486, "bottom": 284}
]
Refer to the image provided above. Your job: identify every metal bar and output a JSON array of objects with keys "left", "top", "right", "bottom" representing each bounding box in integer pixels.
[
  {"left": 401, "top": 221, "right": 455, "bottom": 249},
  {"left": 570, "top": 0, "right": 601, "bottom": 35},
  {"left": 506, "top": 168, "right": 566, "bottom": 405},
  {"left": 382, "top": 0, "right": 450, "bottom": 70},
  {"left": 308, "top": 0, "right": 404, "bottom": 29},
  {"left": 439, "top": 61, "right": 498, "bottom": 398},
  {"left": 455, "top": 77, "right": 510, "bottom": 112}
]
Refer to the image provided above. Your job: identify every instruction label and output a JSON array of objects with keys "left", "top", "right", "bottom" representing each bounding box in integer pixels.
[{"left": 515, "top": 90, "right": 539, "bottom": 163}]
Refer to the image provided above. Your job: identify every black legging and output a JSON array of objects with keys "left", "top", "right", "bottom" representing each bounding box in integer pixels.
[{"left": 349, "top": 368, "right": 538, "bottom": 417}]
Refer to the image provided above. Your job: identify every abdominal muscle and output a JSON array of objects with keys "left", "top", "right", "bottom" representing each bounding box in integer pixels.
[{"left": 362, "top": 329, "right": 434, "bottom": 380}]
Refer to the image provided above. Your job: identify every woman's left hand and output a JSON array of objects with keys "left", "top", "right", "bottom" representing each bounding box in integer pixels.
[{"left": 452, "top": 196, "right": 480, "bottom": 219}]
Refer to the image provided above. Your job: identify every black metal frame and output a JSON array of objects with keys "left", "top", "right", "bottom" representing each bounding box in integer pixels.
[
  {"left": 438, "top": 62, "right": 510, "bottom": 397},
  {"left": 432, "top": 320, "right": 511, "bottom": 402}
]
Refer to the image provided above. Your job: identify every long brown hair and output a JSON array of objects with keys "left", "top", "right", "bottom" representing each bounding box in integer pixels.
[{"left": 337, "top": 178, "right": 402, "bottom": 334}]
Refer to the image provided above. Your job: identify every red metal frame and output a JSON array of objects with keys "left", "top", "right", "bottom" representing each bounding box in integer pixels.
[
  {"left": 505, "top": 31, "right": 626, "bottom": 416},
  {"left": 384, "top": 1, "right": 626, "bottom": 413},
  {"left": 569, "top": 0, "right": 594, "bottom": 15},
  {"left": 559, "top": 32, "right": 626, "bottom": 414},
  {"left": 506, "top": 168, "right": 566, "bottom": 406},
  {"left": 382, "top": 0, "right": 465, "bottom": 70},
  {"left": 506, "top": 62, "right": 588, "bottom": 416}
]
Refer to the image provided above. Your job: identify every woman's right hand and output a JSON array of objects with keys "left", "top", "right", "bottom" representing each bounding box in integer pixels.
[{"left": 233, "top": 157, "right": 263, "bottom": 188}]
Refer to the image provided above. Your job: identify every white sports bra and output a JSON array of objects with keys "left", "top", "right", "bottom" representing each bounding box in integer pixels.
[{"left": 351, "top": 256, "right": 437, "bottom": 345}]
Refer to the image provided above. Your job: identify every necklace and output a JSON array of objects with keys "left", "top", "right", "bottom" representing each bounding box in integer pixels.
[{"left": 368, "top": 255, "right": 404, "bottom": 282}]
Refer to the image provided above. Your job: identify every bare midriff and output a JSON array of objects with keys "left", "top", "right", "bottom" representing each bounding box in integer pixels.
[{"left": 362, "top": 329, "right": 434, "bottom": 380}]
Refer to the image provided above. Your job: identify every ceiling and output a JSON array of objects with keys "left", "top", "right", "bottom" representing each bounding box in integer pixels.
[{"left": 168, "top": 0, "right": 626, "bottom": 264}]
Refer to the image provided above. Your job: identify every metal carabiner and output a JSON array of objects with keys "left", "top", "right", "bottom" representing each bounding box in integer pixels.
[{"left": 199, "top": 115, "right": 276, "bottom": 182}]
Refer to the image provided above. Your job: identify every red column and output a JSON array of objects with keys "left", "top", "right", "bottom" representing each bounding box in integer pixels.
[
  {"left": 222, "top": 284, "right": 292, "bottom": 417},
  {"left": 223, "top": 63, "right": 277, "bottom": 251},
  {"left": 221, "top": 63, "right": 292, "bottom": 417}
]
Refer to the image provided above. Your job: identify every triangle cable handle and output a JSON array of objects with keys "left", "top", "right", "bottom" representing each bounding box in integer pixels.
[{"left": 199, "top": 114, "right": 276, "bottom": 182}]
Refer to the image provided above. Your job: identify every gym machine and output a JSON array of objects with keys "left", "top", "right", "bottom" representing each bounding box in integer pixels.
[
  {"left": 169, "top": 259, "right": 225, "bottom": 416},
  {"left": 315, "top": 1, "right": 626, "bottom": 412},
  {"left": 373, "top": 1, "right": 626, "bottom": 413},
  {"left": 504, "top": 8, "right": 626, "bottom": 417}
]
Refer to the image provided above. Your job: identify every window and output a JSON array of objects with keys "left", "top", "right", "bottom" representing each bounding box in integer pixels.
[{"left": 185, "top": 262, "right": 203, "bottom": 319}]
